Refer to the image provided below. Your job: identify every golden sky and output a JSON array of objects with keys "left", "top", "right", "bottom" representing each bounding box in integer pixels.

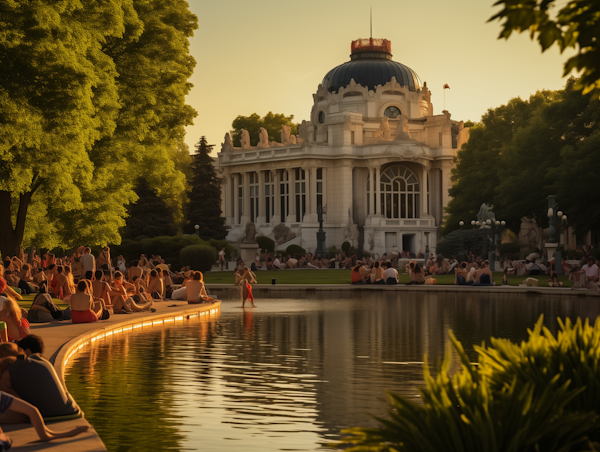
[{"left": 183, "top": 0, "right": 576, "bottom": 153}]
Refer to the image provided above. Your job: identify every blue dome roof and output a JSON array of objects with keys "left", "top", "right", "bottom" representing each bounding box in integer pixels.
[{"left": 322, "top": 39, "right": 421, "bottom": 93}]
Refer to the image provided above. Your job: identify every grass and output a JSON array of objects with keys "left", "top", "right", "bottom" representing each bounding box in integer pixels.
[
  {"left": 204, "top": 270, "right": 575, "bottom": 287},
  {"left": 13, "top": 293, "right": 69, "bottom": 311}
]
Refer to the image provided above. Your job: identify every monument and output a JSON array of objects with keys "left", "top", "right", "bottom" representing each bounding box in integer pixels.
[{"left": 240, "top": 222, "right": 260, "bottom": 266}]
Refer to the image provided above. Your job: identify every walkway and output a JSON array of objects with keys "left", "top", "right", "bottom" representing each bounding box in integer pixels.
[{"left": 5, "top": 300, "right": 221, "bottom": 452}]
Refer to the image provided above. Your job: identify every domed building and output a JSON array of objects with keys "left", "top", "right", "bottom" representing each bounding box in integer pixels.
[{"left": 218, "top": 38, "right": 470, "bottom": 258}]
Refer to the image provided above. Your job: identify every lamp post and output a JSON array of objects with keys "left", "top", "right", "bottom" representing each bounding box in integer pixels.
[
  {"left": 194, "top": 224, "right": 200, "bottom": 237},
  {"left": 469, "top": 218, "right": 505, "bottom": 271},
  {"left": 551, "top": 210, "right": 568, "bottom": 275},
  {"left": 315, "top": 204, "right": 327, "bottom": 256}
]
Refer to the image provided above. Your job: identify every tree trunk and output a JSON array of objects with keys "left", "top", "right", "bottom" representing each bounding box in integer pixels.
[{"left": 0, "top": 190, "right": 34, "bottom": 259}]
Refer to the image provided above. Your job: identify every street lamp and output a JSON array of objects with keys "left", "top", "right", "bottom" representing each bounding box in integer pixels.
[{"left": 194, "top": 224, "right": 200, "bottom": 237}]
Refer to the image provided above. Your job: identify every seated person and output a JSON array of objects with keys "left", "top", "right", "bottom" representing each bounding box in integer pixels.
[
  {"left": 70, "top": 281, "right": 103, "bottom": 323},
  {"left": 528, "top": 260, "right": 542, "bottom": 275},
  {"left": 454, "top": 262, "right": 472, "bottom": 285},
  {"left": 359, "top": 263, "right": 372, "bottom": 283},
  {"left": 350, "top": 265, "right": 363, "bottom": 284},
  {"left": 162, "top": 270, "right": 173, "bottom": 299},
  {"left": 284, "top": 255, "right": 298, "bottom": 269},
  {"left": 28, "top": 282, "right": 61, "bottom": 323},
  {"left": 186, "top": 272, "right": 218, "bottom": 304},
  {"left": 430, "top": 260, "right": 442, "bottom": 276},
  {"left": 266, "top": 254, "right": 274, "bottom": 270},
  {"left": 147, "top": 270, "right": 164, "bottom": 300},
  {"left": 254, "top": 253, "right": 262, "bottom": 270},
  {"left": 111, "top": 274, "right": 153, "bottom": 313},
  {"left": 472, "top": 261, "right": 494, "bottom": 285},
  {"left": 0, "top": 295, "right": 29, "bottom": 341},
  {"left": 406, "top": 262, "right": 425, "bottom": 285},
  {"left": 383, "top": 262, "right": 399, "bottom": 285},
  {"left": 32, "top": 267, "right": 46, "bottom": 287},
  {"left": 370, "top": 262, "right": 385, "bottom": 284},
  {"left": 92, "top": 270, "right": 112, "bottom": 309},
  {"left": 272, "top": 256, "right": 283, "bottom": 270}
]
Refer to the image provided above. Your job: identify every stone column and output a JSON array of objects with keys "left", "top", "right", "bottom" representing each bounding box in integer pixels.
[
  {"left": 223, "top": 174, "right": 231, "bottom": 225},
  {"left": 287, "top": 168, "right": 297, "bottom": 223},
  {"left": 257, "top": 170, "right": 266, "bottom": 225},
  {"left": 368, "top": 167, "right": 374, "bottom": 216},
  {"left": 233, "top": 174, "right": 240, "bottom": 225},
  {"left": 440, "top": 162, "right": 451, "bottom": 216},
  {"left": 421, "top": 166, "right": 429, "bottom": 220},
  {"left": 307, "top": 167, "right": 317, "bottom": 223},
  {"left": 375, "top": 166, "right": 381, "bottom": 216},
  {"left": 241, "top": 172, "right": 251, "bottom": 225},
  {"left": 273, "top": 170, "right": 281, "bottom": 223}
]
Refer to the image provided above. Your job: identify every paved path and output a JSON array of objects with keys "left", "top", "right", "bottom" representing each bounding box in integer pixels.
[{"left": 6, "top": 300, "right": 221, "bottom": 452}]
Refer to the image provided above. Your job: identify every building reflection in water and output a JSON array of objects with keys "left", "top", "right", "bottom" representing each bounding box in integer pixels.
[{"left": 65, "top": 292, "right": 600, "bottom": 451}]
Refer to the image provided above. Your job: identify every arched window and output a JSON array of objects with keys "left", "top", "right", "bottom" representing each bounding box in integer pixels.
[
  {"left": 367, "top": 165, "right": 420, "bottom": 219},
  {"left": 384, "top": 106, "right": 402, "bottom": 118}
]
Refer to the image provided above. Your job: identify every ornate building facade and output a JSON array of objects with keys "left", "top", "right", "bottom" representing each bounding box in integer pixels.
[{"left": 218, "top": 38, "right": 470, "bottom": 256}]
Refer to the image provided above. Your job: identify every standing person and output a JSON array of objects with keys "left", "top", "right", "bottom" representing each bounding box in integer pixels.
[
  {"left": 236, "top": 267, "right": 257, "bottom": 308},
  {"left": 96, "top": 246, "right": 111, "bottom": 270},
  {"left": 218, "top": 247, "right": 226, "bottom": 271},
  {"left": 80, "top": 248, "right": 95, "bottom": 279}
]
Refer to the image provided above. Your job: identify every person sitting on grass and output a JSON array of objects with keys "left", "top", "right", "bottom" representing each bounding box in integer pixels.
[
  {"left": 472, "top": 261, "right": 494, "bottom": 285},
  {"left": 284, "top": 254, "right": 298, "bottom": 269},
  {"left": 27, "top": 282, "right": 61, "bottom": 323},
  {"left": 187, "top": 272, "right": 218, "bottom": 304},
  {"left": 454, "top": 262, "right": 471, "bottom": 285},
  {"left": 272, "top": 255, "right": 283, "bottom": 270},
  {"left": 406, "top": 261, "right": 425, "bottom": 285},
  {"left": 110, "top": 273, "right": 153, "bottom": 313},
  {"left": 383, "top": 262, "right": 399, "bottom": 285},
  {"left": 351, "top": 264, "right": 363, "bottom": 284},
  {"left": 370, "top": 261, "right": 385, "bottom": 284},
  {"left": 147, "top": 270, "right": 164, "bottom": 300}
]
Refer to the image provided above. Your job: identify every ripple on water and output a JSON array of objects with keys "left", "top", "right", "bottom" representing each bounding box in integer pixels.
[{"left": 65, "top": 292, "right": 599, "bottom": 451}]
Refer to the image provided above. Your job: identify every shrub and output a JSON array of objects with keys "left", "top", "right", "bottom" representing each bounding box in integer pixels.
[
  {"left": 341, "top": 241, "right": 351, "bottom": 252},
  {"left": 285, "top": 244, "right": 306, "bottom": 257},
  {"left": 112, "top": 235, "right": 206, "bottom": 269},
  {"left": 179, "top": 245, "right": 217, "bottom": 272},
  {"left": 497, "top": 241, "right": 521, "bottom": 257},
  {"left": 257, "top": 236, "right": 275, "bottom": 253},
  {"left": 328, "top": 246, "right": 337, "bottom": 259},
  {"left": 341, "top": 315, "right": 600, "bottom": 452}
]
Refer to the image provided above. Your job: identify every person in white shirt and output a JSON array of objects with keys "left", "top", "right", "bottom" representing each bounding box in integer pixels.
[
  {"left": 383, "top": 262, "right": 399, "bottom": 285},
  {"left": 272, "top": 256, "right": 283, "bottom": 269},
  {"left": 218, "top": 248, "right": 226, "bottom": 271},
  {"left": 80, "top": 248, "right": 95, "bottom": 279}
]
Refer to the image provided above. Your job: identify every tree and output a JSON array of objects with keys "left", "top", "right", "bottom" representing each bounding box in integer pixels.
[
  {"left": 186, "top": 137, "right": 227, "bottom": 240},
  {"left": 444, "top": 77, "right": 600, "bottom": 238},
  {"left": 230, "top": 112, "right": 298, "bottom": 147},
  {"left": 490, "top": 0, "right": 600, "bottom": 99},
  {"left": 0, "top": 0, "right": 198, "bottom": 257},
  {"left": 0, "top": 0, "right": 126, "bottom": 257},
  {"left": 122, "top": 179, "right": 177, "bottom": 240}
]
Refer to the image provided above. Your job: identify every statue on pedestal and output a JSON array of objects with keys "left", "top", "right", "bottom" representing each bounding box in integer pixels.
[{"left": 240, "top": 129, "right": 251, "bottom": 149}]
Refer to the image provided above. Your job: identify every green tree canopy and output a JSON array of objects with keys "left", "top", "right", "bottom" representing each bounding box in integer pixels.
[
  {"left": 186, "top": 137, "right": 227, "bottom": 240},
  {"left": 444, "top": 77, "right": 600, "bottom": 238},
  {"left": 0, "top": 0, "right": 197, "bottom": 257},
  {"left": 230, "top": 112, "right": 299, "bottom": 147},
  {"left": 490, "top": 0, "right": 600, "bottom": 99}
]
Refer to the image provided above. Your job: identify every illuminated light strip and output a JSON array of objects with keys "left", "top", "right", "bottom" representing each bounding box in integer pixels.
[
  {"left": 164, "top": 318, "right": 174, "bottom": 323},
  {"left": 105, "top": 331, "right": 113, "bottom": 337},
  {"left": 143, "top": 322, "right": 154, "bottom": 328},
  {"left": 122, "top": 326, "right": 132, "bottom": 332},
  {"left": 174, "top": 316, "right": 184, "bottom": 321},
  {"left": 152, "top": 320, "right": 163, "bottom": 326},
  {"left": 133, "top": 323, "right": 143, "bottom": 329}
]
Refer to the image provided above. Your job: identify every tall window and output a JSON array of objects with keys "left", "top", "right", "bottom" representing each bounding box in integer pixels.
[
  {"left": 367, "top": 165, "right": 420, "bottom": 219},
  {"left": 426, "top": 173, "right": 430, "bottom": 215},
  {"left": 265, "top": 171, "right": 275, "bottom": 223},
  {"left": 237, "top": 177, "right": 243, "bottom": 224},
  {"left": 249, "top": 172, "right": 259, "bottom": 223},
  {"left": 316, "top": 168, "right": 323, "bottom": 213},
  {"left": 295, "top": 168, "right": 306, "bottom": 222},
  {"left": 280, "top": 170, "right": 289, "bottom": 223}
]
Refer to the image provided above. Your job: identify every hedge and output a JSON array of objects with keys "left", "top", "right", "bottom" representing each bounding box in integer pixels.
[{"left": 179, "top": 245, "right": 217, "bottom": 273}]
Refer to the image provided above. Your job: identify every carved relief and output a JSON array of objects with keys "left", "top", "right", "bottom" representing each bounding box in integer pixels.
[{"left": 374, "top": 117, "right": 391, "bottom": 141}]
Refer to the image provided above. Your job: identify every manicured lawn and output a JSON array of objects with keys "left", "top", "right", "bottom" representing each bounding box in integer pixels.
[{"left": 204, "top": 270, "right": 574, "bottom": 287}]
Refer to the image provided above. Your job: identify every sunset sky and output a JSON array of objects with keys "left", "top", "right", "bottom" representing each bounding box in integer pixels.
[{"left": 183, "top": 0, "right": 576, "bottom": 153}]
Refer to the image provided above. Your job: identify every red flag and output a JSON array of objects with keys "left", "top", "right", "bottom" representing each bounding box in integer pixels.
[{"left": 443, "top": 84, "right": 450, "bottom": 89}]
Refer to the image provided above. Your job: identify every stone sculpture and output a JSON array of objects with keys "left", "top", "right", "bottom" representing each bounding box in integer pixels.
[
  {"left": 243, "top": 222, "right": 257, "bottom": 244},
  {"left": 393, "top": 114, "right": 411, "bottom": 140},
  {"left": 298, "top": 120, "right": 309, "bottom": 143},
  {"left": 272, "top": 223, "right": 296, "bottom": 245},
  {"left": 257, "top": 127, "right": 270, "bottom": 148},
  {"left": 374, "top": 117, "right": 391, "bottom": 141},
  {"left": 240, "top": 129, "right": 251, "bottom": 149},
  {"left": 221, "top": 133, "right": 233, "bottom": 152},
  {"left": 476, "top": 203, "right": 496, "bottom": 225},
  {"left": 281, "top": 125, "right": 293, "bottom": 145}
]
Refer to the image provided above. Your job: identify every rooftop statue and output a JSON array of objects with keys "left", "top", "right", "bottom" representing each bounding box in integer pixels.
[
  {"left": 298, "top": 120, "right": 309, "bottom": 143},
  {"left": 374, "top": 117, "right": 391, "bottom": 141},
  {"left": 240, "top": 129, "right": 251, "bottom": 149},
  {"left": 257, "top": 127, "right": 270, "bottom": 148},
  {"left": 221, "top": 133, "right": 233, "bottom": 152},
  {"left": 281, "top": 125, "right": 296, "bottom": 145},
  {"left": 393, "top": 114, "right": 411, "bottom": 140}
]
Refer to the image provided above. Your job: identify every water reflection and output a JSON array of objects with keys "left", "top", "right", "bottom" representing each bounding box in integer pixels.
[{"left": 65, "top": 291, "right": 600, "bottom": 451}]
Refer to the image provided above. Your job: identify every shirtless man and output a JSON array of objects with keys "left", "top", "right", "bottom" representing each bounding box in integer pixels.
[
  {"left": 454, "top": 262, "right": 470, "bottom": 285},
  {"left": 284, "top": 255, "right": 298, "bottom": 269},
  {"left": 92, "top": 270, "right": 112, "bottom": 308},
  {"left": 97, "top": 247, "right": 111, "bottom": 270},
  {"left": 53, "top": 266, "right": 71, "bottom": 300},
  {"left": 71, "top": 281, "right": 103, "bottom": 321},
  {"left": 474, "top": 261, "right": 493, "bottom": 284},
  {"left": 128, "top": 261, "right": 143, "bottom": 282}
]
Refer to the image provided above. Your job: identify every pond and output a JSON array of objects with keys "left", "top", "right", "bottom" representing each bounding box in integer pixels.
[{"left": 64, "top": 291, "right": 599, "bottom": 452}]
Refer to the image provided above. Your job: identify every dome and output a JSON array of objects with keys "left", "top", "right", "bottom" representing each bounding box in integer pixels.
[{"left": 322, "top": 38, "right": 421, "bottom": 94}]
